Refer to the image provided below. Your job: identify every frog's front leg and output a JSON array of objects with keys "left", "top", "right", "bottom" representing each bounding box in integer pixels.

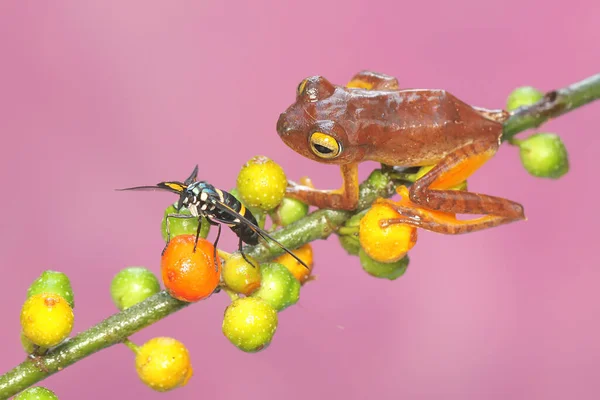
[
  {"left": 382, "top": 139, "right": 526, "bottom": 234},
  {"left": 286, "top": 163, "right": 360, "bottom": 210}
]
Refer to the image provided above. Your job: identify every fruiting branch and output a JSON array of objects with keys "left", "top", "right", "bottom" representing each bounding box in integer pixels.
[
  {"left": 1, "top": 72, "right": 599, "bottom": 399},
  {"left": 503, "top": 73, "right": 600, "bottom": 140},
  {"left": 0, "top": 293, "right": 189, "bottom": 398}
]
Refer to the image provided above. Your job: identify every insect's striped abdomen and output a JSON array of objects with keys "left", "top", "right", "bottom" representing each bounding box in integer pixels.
[{"left": 216, "top": 189, "right": 260, "bottom": 245}]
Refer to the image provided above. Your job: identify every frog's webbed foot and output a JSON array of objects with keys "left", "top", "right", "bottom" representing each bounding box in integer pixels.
[{"left": 285, "top": 164, "right": 359, "bottom": 211}]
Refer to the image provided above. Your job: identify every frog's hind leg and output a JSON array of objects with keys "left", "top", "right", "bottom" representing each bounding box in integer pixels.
[
  {"left": 347, "top": 71, "right": 399, "bottom": 90},
  {"left": 382, "top": 139, "right": 525, "bottom": 234}
]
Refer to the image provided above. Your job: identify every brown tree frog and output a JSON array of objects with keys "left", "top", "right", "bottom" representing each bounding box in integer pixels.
[{"left": 276, "top": 70, "right": 525, "bottom": 234}]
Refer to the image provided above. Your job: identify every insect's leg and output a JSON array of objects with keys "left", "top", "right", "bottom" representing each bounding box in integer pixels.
[
  {"left": 166, "top": 213, "right": 196, "bottom": 243},
  {"left": 165, "top": 214, "right": 172, "bottom": 243},
  {"left": 193, "top": 217, "right": 203, "bottom": 253},
  {"left": 380, "top": 139, "right": 525, "bottom": 234},
  {"left": 238, "top": 237, "right": 259, "bottom": 268},
  {"left": 347, "top": 71, "right": 399, "bottom": 90},
  {"left": 211, "top": 224, "right": 222, "bottom": 271},
  {"left": 286, "top": 163, "right": 360, "bottom": 210}
]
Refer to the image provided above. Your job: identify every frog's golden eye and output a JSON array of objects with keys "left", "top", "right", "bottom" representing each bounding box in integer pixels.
[
  {"left": 297, "top": 79, "right": 308, "bottom": 96},
  {"left": 309, "top": 132, "right": 341, "bottom": 159}
]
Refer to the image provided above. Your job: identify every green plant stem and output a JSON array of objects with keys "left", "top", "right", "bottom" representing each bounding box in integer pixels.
[
  {"left": 503, "top": 73, "right": 600, "bottom": 141},
  {"left": 1, "top": 72, "right": 598, "bottom": 399}
]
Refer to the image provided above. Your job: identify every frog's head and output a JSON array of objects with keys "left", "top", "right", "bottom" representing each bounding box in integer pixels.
[{"left": 276, "top": 76, "right": 364, "bottom": 165}]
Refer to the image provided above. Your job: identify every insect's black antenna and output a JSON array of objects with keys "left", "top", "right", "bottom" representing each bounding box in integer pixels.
[
  {"left": 184, "top": 165, "right": 199, "bottom": 185},
  {"left": 211, "top": 202, "right": 310, "bottom": 270},
  {"left": 250, "top": 226, "right": 310, "bottom": 270},
  {"left": 117, "top": 181, "right": 187, "bottom": 195}
]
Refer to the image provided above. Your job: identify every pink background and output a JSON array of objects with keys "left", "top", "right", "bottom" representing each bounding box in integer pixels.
[{"left": 1, "top": 1, "right": 599, "bottom": 399}]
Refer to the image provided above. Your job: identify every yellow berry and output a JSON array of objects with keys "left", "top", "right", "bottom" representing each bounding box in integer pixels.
[
  {"left": 135, "top": 337, "right": 193, "bottom": 392},
  {"left": 222, "top": 253, "right": 262, "bottom": 295},
  {"left": 20, "top": 293, "right": 74, "bottom": 348},
  {"left": 236, "top": 156, "right": 287, "bottom": 211},
  {"left": 359, "top": 204, "right": 417, "bottom": 263},
  {"left": 222, "top": 297, "right": 278, "bottom": 353},
  {"left": 273, "top": 244, "right": 314, "bottom": 284}
]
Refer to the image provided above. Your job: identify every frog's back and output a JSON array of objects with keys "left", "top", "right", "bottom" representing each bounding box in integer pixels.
[{"left": 345, "top": 88, "right": 505, "bottom": 166}]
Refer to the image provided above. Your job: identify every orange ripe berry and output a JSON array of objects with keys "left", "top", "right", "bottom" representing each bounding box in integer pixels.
[
  {"left": 161, "top": 235, "right": 221, "bottom": 302},
  {"left": 359, "top": 204, "right": 417, "bottom": 263},
  {"left": 273, "top": 244, "right": 314, "bottom": 284}
]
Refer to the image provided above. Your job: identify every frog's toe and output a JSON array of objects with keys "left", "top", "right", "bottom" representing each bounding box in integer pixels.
[
  {"left": 286, "top": 177, "right": 315, "bottom": 190},
  {"left": 298, "top": 176, "right": 315, "bottom": 189}
]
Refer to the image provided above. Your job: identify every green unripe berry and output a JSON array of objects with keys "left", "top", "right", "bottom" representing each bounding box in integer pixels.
[
  {"left": 161, "top": 203, "right": 210, "bottom": 242},
  {"left": 222, "top": 297, "right": 278, "bottom": 353},
  {"left": 27, "top": 270, "right": 74, "bottom": 309},
  {"left": 251, "top": 262, "right": 300, "bottom": 311},
  {"left": 359, "top": 248, "right": 409, "bottom": 280},
  {"left": 110, "top": 267, "right": 161, "bottom": 310},
  {"left": 338, "top": 235, "right": 361, "bottom": 256},
  {"left": 272, "top": 197, "right": 309, "bottom": 226},
  {"left": 506, "top": 86, "right": 544, "bottom": 111},
  {"left": 14, "top": 387, "right": 59, "bottom": 400},
  {"left": 366, "top": 169, "right": 391, "bottom": 191},
  {"left": 236, "top": 156, "right": 287, "bottom": 211},
  {"left": 518, "top": 133, "right": 569, "bottom": 179},
  {"left": 337, "top": 210, "right": 367, "bottom": 256}
]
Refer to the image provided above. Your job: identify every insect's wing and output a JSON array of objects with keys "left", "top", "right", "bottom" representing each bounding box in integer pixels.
[{"left": 210, "top": 200, "right": 310, "bottom": 270}]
